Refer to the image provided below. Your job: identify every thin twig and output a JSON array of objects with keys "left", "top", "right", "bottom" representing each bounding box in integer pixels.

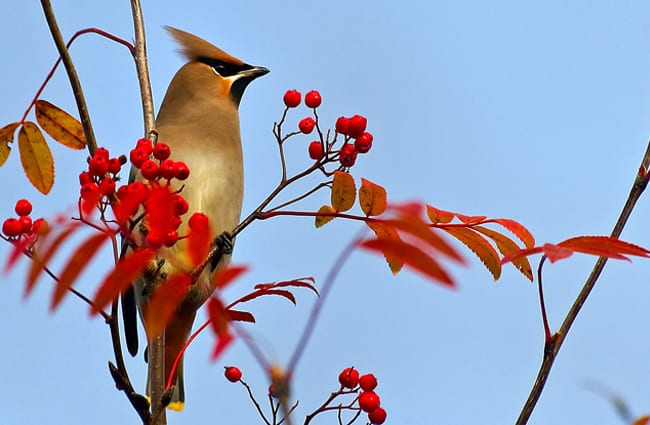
[
  {"left": 130, "top": 0, "right": 155, "bottom": 136},
  {"left": 536, "top": 256, "right": 551, "bottom": 344},
  {"left": 39, "top": 0, "right": 97, "bottom": 154},
  {"left": 516, "top": 141, "right": 650, "bottom": 424}
]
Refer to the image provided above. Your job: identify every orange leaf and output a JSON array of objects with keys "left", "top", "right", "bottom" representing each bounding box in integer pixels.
[
  {"left": 500, "top": 246, "right": 545, "bottom": 266},
  {"left": 474, "top": 225, "right": 533, "bottom": 281},
  {"left": 35, "top": 100, "right": 86, "bottom": 149},
  {"left": 426, "top": 205, "right": 455, "bottom": 224},
  {"left": 331, "top": 171, "right": 356, "bottom": 212},
  {"left": 360, "top": 237, "right": 455, "bottom": 287},
  {"left": 382, "top": 217, "right": 465, "bottom": 264},
  {"left": 18, "top": 122, "right": 54, "bottom": 194},
  {"left": 359, "top": 178, "right": 387, "bottom": 216},
  {"left": 443, "top": 227, "right": 501, "bottom": 280},
  {"left": 455, "top": 213, "right": 487, "bottom": 224},
  {"left": 490, "top": 218, "right": 536, "bottom": 248},
  {"left": 367, "top": 221, "right": 403, "bottom": 274},
  {"left": 632, "top": 415, "right": 650, "bottom": 425},
  {"left": 0, "top": 122, "right": 19, "bottom": 167},
  {"left": 557, "top": 236, "right": 650, "bottom": 260},
  {"left": 51, "top": 231, "right": 110, "bottom": 310},
  {"left": 143, "top": 273, "right": 192, "bottom": 340},
  {"left": 26, "top": 223, "right": 80, "bottom": 297},
  {"left": 315, "top": 205, "right": 336, "bottom": 228},
  {"left": 92, "top": 248, "right": 156, "bottom": 314},
  {"left": 213, "top": 264, "right": 249, "bottom": 289}
]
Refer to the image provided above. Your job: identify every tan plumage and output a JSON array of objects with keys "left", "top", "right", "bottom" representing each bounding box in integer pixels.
[{"left": 122, "top": 26, "right": 268, "bottom": 411}]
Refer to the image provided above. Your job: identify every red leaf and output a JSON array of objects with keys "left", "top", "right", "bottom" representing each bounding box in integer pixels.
[
  {"left": 26, "top": 223, "right": 80, "bottom": 297},
  {"left": 227, "top": 309, "right": 256, "bottom": 323},
  {"left": 500, "top": 246, "right": 545, "bottom": 266},
  {"left": 254, "top": 277, "right": 319, "bottom": 296},
  {"left": 208, "top": 297, "right": 235, "bottom": 360},
  {"left": 213, "top": 264, "right": 249, "bottom": 289},
  {"left": 143, "top": 273, "right": 192, "bottom": 340},
  {"left": 557, "top": 236, "right": 650, "bottom": 260},
  {"left": 145, "top": 185, "right": 176, "bottom": 237},
  {"left": 367, "top": 221, "right": 403, "bottom": 274},
  {"left": 360, "top": 237, "right": 456, "bottom": 287},
  {"left": 186, "top": 213, "right": 212, "bottom": 267},
  {"left": 51, "top": 231, "right": 110, "bottom": 310},
  {"left": 490, "top": 218, "right": 536, "bottom": 248},
  {"left": 92, "top": 248, "right": 156, "bottom": 314},
  {"left": 541, "top": 243, "right": 574, "bottom": 263}
]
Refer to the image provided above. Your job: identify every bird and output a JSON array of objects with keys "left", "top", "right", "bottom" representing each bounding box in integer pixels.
[{"left": 121, "top": 26, "right": 269, "bottom": 412}]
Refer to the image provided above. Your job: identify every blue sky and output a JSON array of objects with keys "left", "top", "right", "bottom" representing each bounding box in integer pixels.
[{"left": 2, "top": 1, "right": 650, "bottom": 424}]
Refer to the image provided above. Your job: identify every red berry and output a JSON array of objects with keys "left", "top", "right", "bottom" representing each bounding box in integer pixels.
[
  {"left": 283, "top": 89, "right": 301, "bottom": 108},
  {"left": 19, "top": 216, "right": 32, "bottom": 234},
  {"left": 368, "top": 407, "right": 387, "bottom": 424},
  {"left": 127, "top": 182, "right": 149, "bottom": 204},
  {"left": 338, "top": 367, "right": 359, "bottom": 389},
  {"left": 159, "top": 159, "right": 176, "bottom": 180},
  {"left": 188, "top": 212, "right": 209, "bottom": 229},
  {"left": 304, "top": 90, "right": 322, "bottom": 108},
  {"left": 298, "top": 117, "right": 316, "bottom": 134},
  {"left": 32, "top": 218, "right": 49, "bottom": 235},
  {"left": 354, "top": 132, "right": 373, "bottom": 154},
  {"left": 79, "top": 171, "right": 94, "bottom": 186},
  {"left": 130, "top": 148, "right": 150, "bottom": 168},
  {"left": 170, "top": 216, "right": 183, "bottom": 230},
  {"left": 136, "top": 138, "right": 153, "bottom": 154},
  {"left": 359, "top": 374, "right": 377, "bottom": 391},
  {"left": 339, "top": 144, "right": 358, "bottom": 167},
  {"left": 108, "top": 157, "right": 122, "bottom": 174},
  {"left": 145, "top": 230, "right": 165, "bottom": 249},
  {"left": 172, "top": 194, "right": 189, "bottom": 216},
  {"left": 268, "top": 384, "right": 278, "bottom": 398},
  {"left": 2, "top": 218, "right": 22, "bottom": 237},
  {"left": 88, "top": 156, "right": 109, "bottom": 177},
  {"left": 80, "top": 182, "right": 100, "bottom": 200},
  {"left": 308, "top": 141, "right": 324, "bottom": 160},
  {"left": 140, "top": 160, "right": 160, "bottom": 180},
  {"left": 348, "top": 114, "right": 367, "bottom": 138},
  {"left": 224, "top": 366, "right": 242, "bottom": 383},
  {"left": 173, "top": 161, "right": 190, "bottom": 180},
  {"left": 358, "top": 391, "right": 381, "bottom": 412},
  {"left": 153, "top": 142, "right": 171, "bottom": 160},
  {"left": 335, "top": 116, "right": 350, "bottom": 135},
  {"left": 164, "top": 230, "right": 179, "bottom": 247},
  {"left": 94, "top": 147, "right": 110, "bottom": 160},
  {"left": 14, "top": 199, "right": 32, "bottom": 216},
  {"left": 99, "top": 177, "right": 116, "bottom": 196}
]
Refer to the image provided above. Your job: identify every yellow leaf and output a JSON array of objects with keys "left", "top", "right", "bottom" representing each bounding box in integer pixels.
[
  {"left": 18, "top": 122, "right": 54, "bottom": 194},
  {"left": 315, "top": 205, "right": 336, "bottom": 228},
  {"left": 331, "top": 171, "right": 356, "bottom": 212},
  {"left": 359, "top": 178, "right": 387, "bottom": 216},
  {"left": 35, "top": 100, "right": 86, "bottom": 149},
  {"left": 367, "top": 221, "right": 403, "bottom": 274},
  {"left": 0, "top": 122, "right": 19, "bottom": 167},
  {"left": 443, "top": 226, "right": 501, "bottom": 280}
]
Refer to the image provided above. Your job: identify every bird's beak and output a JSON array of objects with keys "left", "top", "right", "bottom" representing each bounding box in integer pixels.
[{"left": 242, "top": 65, "right": 270, "bottom": 79}]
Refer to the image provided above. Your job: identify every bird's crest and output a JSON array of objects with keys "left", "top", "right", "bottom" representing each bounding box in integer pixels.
[{"left": 165, "top": 26, "right": 245, "bottom": 66}]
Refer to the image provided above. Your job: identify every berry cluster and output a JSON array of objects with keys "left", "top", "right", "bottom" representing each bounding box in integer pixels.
[
  {"left": 128, "top": 138, "right": 189, "bottom": 182},
  {"left": 2, "top": 199, "right": 47, "bottom": 239},
  {"left": 282, "top": 89, "right": 374, "bottom": 169},
  {"left": 78, "top": 147, "right": 126, "bottom": 210},
  {"left": 338, "top": 367, "right": 387, "bottom": 424}
]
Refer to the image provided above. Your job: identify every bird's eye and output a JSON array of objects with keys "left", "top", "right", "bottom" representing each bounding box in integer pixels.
[{"left": 199, "top": 57, "right": 244, "bottom": 77}]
